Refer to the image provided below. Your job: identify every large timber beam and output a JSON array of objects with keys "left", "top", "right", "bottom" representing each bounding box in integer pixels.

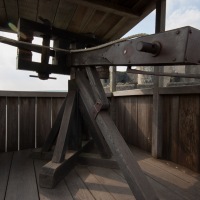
[{"left": 76, "top": 70, "right": 158, "bottom": 200}]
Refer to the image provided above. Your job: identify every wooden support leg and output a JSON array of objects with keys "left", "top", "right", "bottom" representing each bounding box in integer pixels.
[
  {"left": 76, "top": 70, "right": 158, "bottom": 200},
  {"left": 42, "top": 97, "right": 67, "bottom": 152},
  {"left": 52, "top": 91, "right": 76, "bottom": 163},
  {"left": 31, "top": 96, "right": 67, "bottom": 160}
]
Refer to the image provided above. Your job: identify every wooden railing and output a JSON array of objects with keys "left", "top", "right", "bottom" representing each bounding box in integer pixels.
[
  {"left": 0, "top": 91, "right": 66, "bottom": 152},
  {"left": 0, "top": 86, "right": 200, "bottom": 172}
]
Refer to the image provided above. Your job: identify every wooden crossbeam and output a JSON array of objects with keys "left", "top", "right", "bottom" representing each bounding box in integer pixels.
[
  {"left": 127, "top": 68, "right": 200, "bottom": 79},
  {"left": 39, "top": 141, "right": 92, "bottom": 188}
]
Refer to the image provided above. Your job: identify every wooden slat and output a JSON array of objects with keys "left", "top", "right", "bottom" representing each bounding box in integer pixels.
[
  {"left": 178, "top": 95, "right": 200, "bottom": 172},
  {"left": 68, "top": 5, "right": 91, "bottom": 33},
  {"left": 94, "top": 13, "right": 122, "bottom": 38},
  {"left": 113, "top": 88, "right": 153, "bottom": 96},
  {"left": 130, "top": 147, "right": 200, "bottom": 200},
  {"left": 115, "top": 167, "right": 183, "bottom": 200},
  {"left": 82, "top": 10, "right": 107, "bottom": 34},
  {"left": 5, "top": 150, "right": 39, "bottom": 200},
  {"left": 20, "top": 97, "right": 35, "bottom": 150},
  {"left": 104, "top": 17, "right": 128, "bottom": 41},
  {"left": 4, "top": 0, "right": 18, "bottom": 24},
  {"left": 137, "top": 96, "right": 152, "bottom": 152},
  {"left": 112, "top": 1, "right": 155, "bottom": 40},
  {"left": 162, "top": 95, "right": 179, "bottom": 162},
  {"left": 18, "top": 0, "right": 38, "bottom": 21},
  {"left": 0, "top": 152, "right": 13, "bottom": 200},
  {"left": 65, "top": 169, "right": 95, "bottom": 200},
  {"left": 65, "top": 0, "right": 139, "bottom": 19},
  {"left": 34, "top": 159, "right": 73, "bottom": 200},
  {"left": 53, "top": 0, "right": 77, "bottom": 29},
  {"left": 0, "top": 91, "right": 67, "bottom": 97},
  {"left": 37, "top": 0, "right": 60, "bottom": 23},
  {"left": 37, "top": 97, "right": 51, "bottom": 147},
  {"left": 52, "top": 97, "right": 65, "bottom": 125},
  {"left": 0, "top": 2, "right": 7, "bottom": 25},
  {"left": 159, "top": 85, "right": 200, "bottom": 95},
  {"left": 115, "top": 97, "right": 125, "bottom": 138},
  {"left": 0, "top": 97, "right": 6, "bottom": 152},
  {"left": 88, "top": 166, "right": 136, "bottom": 200},
  {"left": 75, "top": 165, "right": 116, "bottom": 200},
  {"left": 128, "top": 97, "right": 138, "bottom": 145},
  {"left": 7, "top": 97, "right": 18, "bottom": 152}
]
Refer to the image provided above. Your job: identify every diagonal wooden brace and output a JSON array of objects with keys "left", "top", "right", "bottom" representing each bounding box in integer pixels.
[{"left": 76, "top": 70, "right": 158, "bottom": 200}]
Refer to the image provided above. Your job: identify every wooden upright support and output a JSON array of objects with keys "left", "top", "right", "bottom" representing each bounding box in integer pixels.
[{"left": 152, "top": 0, "right": 166, "bottom": 158}]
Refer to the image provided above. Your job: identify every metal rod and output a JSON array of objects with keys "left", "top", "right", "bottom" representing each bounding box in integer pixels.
[{"left": 127, "top": 68, "right": 200, "bottom": 79}]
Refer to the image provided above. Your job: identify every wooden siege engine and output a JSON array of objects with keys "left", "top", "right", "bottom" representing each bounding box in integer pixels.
[{"left": 2, "top": 1, "right": 200, "bottom": 199}]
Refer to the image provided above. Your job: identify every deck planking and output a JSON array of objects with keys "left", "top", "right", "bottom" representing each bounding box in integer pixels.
[{"left": 0, "top": 147, "right": 200, "bottom": 200}]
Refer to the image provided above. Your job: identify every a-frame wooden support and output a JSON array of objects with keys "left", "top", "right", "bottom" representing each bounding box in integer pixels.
[{"left": 37, "top": 67, "right": 158, "bottom": 200}]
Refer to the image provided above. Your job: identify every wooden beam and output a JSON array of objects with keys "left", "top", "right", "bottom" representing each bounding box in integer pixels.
[
  {"left": 113, "top": 88, "right": 153, "bottom": 97},
  {"left": 52, "top": 91, "right": 76, "bottom": 163},
  {"left": 65, "top": 0, "right": 139, "bottom": 19},
  {"left": 76, "top": 72, "right": 112, "bottom": 158},
  {"left": 39, "top": 141, "right": 92, "bottom": 188},
  {"left": 86, "top": 67, "right": 109, "bottom": 108},
  {"left": 41, "top": 97, "right": 67, "bottom": 152},
  {"left": 152, "top": 0, "right": 166, "bottom": 159},
  {"left": 76, "top": 71, "right": 158, "bottom": 200}
]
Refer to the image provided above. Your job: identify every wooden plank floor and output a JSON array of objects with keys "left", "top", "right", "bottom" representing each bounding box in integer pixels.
[{"left": 0, "top": 146, "right": 200, "bottom": 200}]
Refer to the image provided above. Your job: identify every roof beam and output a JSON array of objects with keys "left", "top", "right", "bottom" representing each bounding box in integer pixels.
[{"left": 65, "top": 0, "right": 139, "bottom": 19}]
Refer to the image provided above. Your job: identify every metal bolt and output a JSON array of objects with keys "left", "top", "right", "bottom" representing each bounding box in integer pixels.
[
  {"left": 176, "top": 30, "right": 180, "bottom": 35},
  {"left": 124, "top": 50, "right": 127, "bottom": 54}
]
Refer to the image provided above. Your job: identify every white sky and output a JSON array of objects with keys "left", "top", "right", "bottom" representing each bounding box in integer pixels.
[{"left": 0, "top": 0, "right": 200, "bottom": 91}]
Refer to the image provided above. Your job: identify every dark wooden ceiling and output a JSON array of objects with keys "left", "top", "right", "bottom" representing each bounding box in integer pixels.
[{"left": 0, "top": 0, "right": 156, "bottom": 41}]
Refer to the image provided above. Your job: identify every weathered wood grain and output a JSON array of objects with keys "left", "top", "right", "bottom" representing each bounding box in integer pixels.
[
  {"left": 76, "top": 71, "right": 158, "bottom": 200},
  {"left": 178, "top": 95, "right": 200, "bottom": 172},
  {"left": 137, "top": 96, "right": 153, "bottom": 152},
  {"left": 75, "top": 165, "right": 116, "bottom": 200},
  {"left": 52, "top": 97, "right": 65, "bottom": 125},
  {"left": 88, "top": 166, "right": 136, "bottom": 200},
  {"left": 5, "top": 150, "right": 39, "bottom": 200},
  {"left": 65, "top": 169, "right": 95, "bottom": 200},
  {"left": 0, "top": 97, "right": 6, "bottom": 152},
  {"left": 7, "top": 98, "right": 18, "bottom": 152},
  {"left": 34, "top": 159, "right": 73, "bottom": 200},
  {"left": 20, "top": 97, "right": 35, "bottom": 149},
  {"left": 0, "top": 152, "right": 13, "bottom": 200},
  {"left": 37, "top": 97, "right": 51, "bottom": 147}
]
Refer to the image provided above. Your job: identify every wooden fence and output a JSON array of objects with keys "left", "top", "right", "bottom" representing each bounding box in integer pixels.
[
  {"left": 0, "top": 91, "right": 66, "bottom": 152},
  {"left": 0, "top": 86, "right": 200, "bottom": 172}
]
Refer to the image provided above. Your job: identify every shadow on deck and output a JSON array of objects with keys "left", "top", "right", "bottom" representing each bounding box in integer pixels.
[{"left": 0, "top": 146, "right": 200, "bottom": 200}]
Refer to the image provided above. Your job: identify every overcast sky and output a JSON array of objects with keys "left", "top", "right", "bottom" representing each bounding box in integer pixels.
[{"left": 0, "top": 0, "right": 200, "bottom": 91}]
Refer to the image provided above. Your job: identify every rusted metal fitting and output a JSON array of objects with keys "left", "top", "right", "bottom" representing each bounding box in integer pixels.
[{"left": 136, "top": 41, "right": 161, "bottom": 56}]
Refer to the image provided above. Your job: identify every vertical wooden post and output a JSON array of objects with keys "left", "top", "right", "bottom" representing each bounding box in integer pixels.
[
  {"left": 152, "top": 0, "right": 166, "bottom": 158},
  {"left": 109, "top": 66, "right": 116, "bottom": 92}
]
